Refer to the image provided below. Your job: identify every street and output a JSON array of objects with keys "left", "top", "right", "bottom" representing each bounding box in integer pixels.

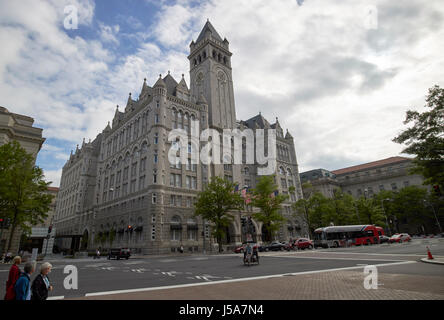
[{"left": 1, "top": 239, "right": 443, "bottom": 300}]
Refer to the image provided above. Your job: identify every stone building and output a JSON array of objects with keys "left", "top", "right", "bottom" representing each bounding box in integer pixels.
[
  {"left": 331, "top": 156, "right": 426, "bottom": 198},
  {"left": 53, "top": 21, "right": 306, "bottom": 254},
  {"left": 299, "top": 169, "right": 341, "bottom": 198},
  {"left": 0, "top": 106, "right": 45, "bottom": 254},
  {"left": 300, "top": 157, "right": 426, "bottom": 200}
]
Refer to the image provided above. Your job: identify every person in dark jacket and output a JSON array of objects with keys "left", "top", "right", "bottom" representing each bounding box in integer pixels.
[
  {"left": 15, "top": 262, "right": 35, "bottom": 300},
  {"left": 4, "top": 256, "right": 22, "bottom": 300},
  {"left": 31, "top": 262, "right": 53, "bottom": 301}
]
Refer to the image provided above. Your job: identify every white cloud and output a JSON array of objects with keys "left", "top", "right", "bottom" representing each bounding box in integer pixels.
[
  {"left": 98, "top": 22, "right": 120, "bottom": 45},
  {"left": 1, "top": 0, "right": 443, "bottom": 186}
]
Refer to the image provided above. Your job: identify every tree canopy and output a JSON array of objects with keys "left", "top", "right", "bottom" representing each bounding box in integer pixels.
[
  {"left": 250, "top": 175, "right": 288, "bottom": 242},
  {"left": 0, "top": 141, "right": 53, "bottom": 252},
  {"left": 393, "top": 85, "right": 444, "bottom": 188},
  {"left": 194, "top": 176, "right": 244, "bottom": 252}
]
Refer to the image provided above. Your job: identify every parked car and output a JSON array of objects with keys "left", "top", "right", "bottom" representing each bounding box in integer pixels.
[
  {"left": 389, "top": 233, "right": 411, "bottom": 243},
  {"left": 259, "top": 241, "right": 287, "bottom": 252},
  {"left": 294, "top": 238, "right": 314, "bottom": 250},
  {"left": 108, "top": 248, "right": 131, "bottom": 260},
  {"left": 379, "top": 235, "right": 390, "bottom": 243}
]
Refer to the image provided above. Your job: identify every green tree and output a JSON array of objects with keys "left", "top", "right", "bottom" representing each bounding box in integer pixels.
[
  {"left": 194, "top": 176, "right": 244, "bottom": 253},
  {"left": 393, "top": 85, "right": 444, "bottom": 188},
  {"left": 109, "top": 228, "right": 116, "bottom": 246},
  {"left": 0, "top": 141, "right": 53, "bottom": 252},
  {"left": 355, "top": 197, "right": 385, "bottom": 227},
  {"left": 250, "top": 175, "right": 288, "bottom": 242},
  {"left": 331, "top": 189, "right": 356, "bottom": 225},
  {"left": 391, "top": 186, "right": 431, "bottom": 233}
]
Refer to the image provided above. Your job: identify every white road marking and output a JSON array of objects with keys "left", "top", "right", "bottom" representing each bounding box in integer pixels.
[
  {"left": 271, "top": 255, "right": 405, "bottom": 262},
  {"left": 304, "top": 251, "right": 444, "bottom": 258},
  {"left": 47, "top": 296, "right": 65, "bottom": 300},
  {"left": 84, "top": 261, "right": 416, "bottom": 297}
]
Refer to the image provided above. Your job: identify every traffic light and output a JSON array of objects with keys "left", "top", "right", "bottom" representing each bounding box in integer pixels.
[
  {"left": 48, "top": 225, "right": 52, "bottom": 234},
  {"left": 0, "top": 218, "right": 3, "bottom": 228},
  {"left": 433, "top": 185, "right": 442, "bottom": 196}
]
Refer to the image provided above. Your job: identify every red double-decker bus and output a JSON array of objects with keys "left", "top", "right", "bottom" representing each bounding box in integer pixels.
[{"left": 313, "top": 225, "right": 383, "bottom": 248}]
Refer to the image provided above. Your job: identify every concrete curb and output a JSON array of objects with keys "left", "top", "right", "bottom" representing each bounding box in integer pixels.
[{"left": 420, "top": 258, "right": 444, "bottom": 265}]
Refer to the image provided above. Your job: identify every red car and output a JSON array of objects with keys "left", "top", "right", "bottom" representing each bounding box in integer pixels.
[
  {"left": 389, "top": 233, "right": 411, "bottom": 243},
  {"left": 234, "top": 243, "right": 258, "bottom": 253},
  {"left": 294, "top": 238, "right": 314, "bottom": 250}
]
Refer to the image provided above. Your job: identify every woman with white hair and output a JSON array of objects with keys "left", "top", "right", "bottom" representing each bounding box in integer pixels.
[{"left": 31, "top": 262, "right": 53, "bottom": 300}]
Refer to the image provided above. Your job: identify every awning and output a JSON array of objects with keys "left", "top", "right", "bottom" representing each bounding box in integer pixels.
[{"left": 170, "top": 224, "right": 182, "bottom": 230}]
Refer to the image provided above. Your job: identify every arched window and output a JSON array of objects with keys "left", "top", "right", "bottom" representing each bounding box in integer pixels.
[
  {"left": 287, "top": 168, "right": 292, "bottom": 176},
  {"left": 244, "top": 167, "right": 249, "bottom": 175},
  {"left": 170, "top": 215, "right": 182, "bottom": 241},
  {"left": 279, "top": 167, "right": 285, "bottom": 175},
  {"left": 187, "top": 218, "right": 198, "bottom": 241}
]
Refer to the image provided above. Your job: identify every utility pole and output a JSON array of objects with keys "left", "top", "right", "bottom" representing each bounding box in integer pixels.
[{"left": 381, "top": 199, "right": 392, "bottom": 236}]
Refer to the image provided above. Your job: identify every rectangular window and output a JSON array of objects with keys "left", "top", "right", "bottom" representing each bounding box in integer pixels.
[
  {"left": 192, "top": 177, "right": 197, "bottom": 189},
  {"left": 154, "top": 133, "right": 159, "bottom": 145},
  {"left": 391, "top": 183, "right": 398, "bottom": 191},
  {"left": 171, "top": 195, "right": 176, "bottom": 206},
  {"left": 177, "top": 196, "right": 182, "bottom": 207},
  {"left": 187, "top": 197, "right": 191, "bottom": 207},
  {"left": 186, "top": 176, "right": 191, "bottom": 189},
  {"left": 155, "top": 114, "right": 159, "bottom": 123},
  {"left": 139, "top": 176, "right": 145, "bottom": 190},
  {"left": 281, "top": 178, "right": 287, "bottom": 188},
  {"left": 152, "top": 193, "right": 157, "bottom": 204},
  {"left": 170, "top": 174, "right": 175, "bottom": 186},
  {"left": 403, "top": 181, "right": 410, "bottom": 187},
  {"left": 153, "top": 173, "right": 157, "bottom": 184},
  {"left": 154, "top": 154, "right": 158, "bottom": 164},
  {"left": 379, "top": 185, "right": 385, "bottom": 191},
  {"left": 175, "top": 174, "right": 182, "bottom": 188}
]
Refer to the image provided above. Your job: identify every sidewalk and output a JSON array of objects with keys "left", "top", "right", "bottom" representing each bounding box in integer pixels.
[
  {"left": 73, "top": 268, "right": 444, "bottom": 300},
  {"left": 421, "top": 257, "right": 444, "bottom": 265}
]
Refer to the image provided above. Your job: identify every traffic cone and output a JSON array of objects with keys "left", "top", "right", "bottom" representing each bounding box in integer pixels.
[{"left": 426, "top": 246, "right": 434, "bottom": 260}]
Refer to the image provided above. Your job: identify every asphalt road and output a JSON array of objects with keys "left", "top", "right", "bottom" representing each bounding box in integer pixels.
[{"left": 0, "top": 239, "right": 442, "bottom": 299}]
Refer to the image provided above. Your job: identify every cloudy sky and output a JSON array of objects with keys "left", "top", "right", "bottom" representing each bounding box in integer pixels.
[{"left": 1, "top": 0, "right": 443, "bottom": 187}]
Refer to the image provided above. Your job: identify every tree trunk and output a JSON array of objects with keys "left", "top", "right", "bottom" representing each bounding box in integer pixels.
[
  {"left": 6, "top": 210, "right": 18, "bottom": 253},
  {"left": 217, "top": 236, "right": 222, "bottom": 253}
]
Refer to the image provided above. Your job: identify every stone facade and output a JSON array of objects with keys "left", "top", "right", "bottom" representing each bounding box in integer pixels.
[
  {"left": 331, "top": 157, "right": 426, "bottom": 197},
  {"left": 300, "top": 169, "right": 341, "bottom": 198},
  {"left": 53, "top": 22, "right": 306, "bottom": 254},
  {"left": 300, "top": 157, "right": 426, "bottom": 199},
  {"left": 0, "top": 106, "right": 45, "bottom": 254}
]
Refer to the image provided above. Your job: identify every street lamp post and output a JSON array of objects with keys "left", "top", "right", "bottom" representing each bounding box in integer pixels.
[
  {"left": 381, "top": 199, "right": 392, "bottom": 236},
  {"left": 424, "top": 200, "right": 442, "bottom": 234}
]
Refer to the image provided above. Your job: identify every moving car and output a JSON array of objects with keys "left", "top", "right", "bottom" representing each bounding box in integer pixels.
[
  {"left": 108, "top": 248, "right": 131, "bottom": 260},
  {"left": 389, "top": 233, "right": 411, "bottom": 243},
  {"left": 379, "top": 235, "right": 390, "bottom": 243},
  {"left": 294, "top": 238, "right": 314, "bottom": 250}
]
